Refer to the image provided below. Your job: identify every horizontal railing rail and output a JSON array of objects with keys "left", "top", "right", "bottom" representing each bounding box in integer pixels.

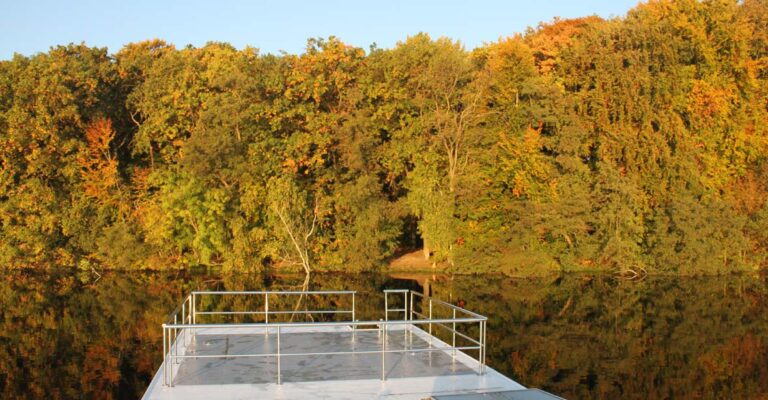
[
  {"left": 167, "top": 345, "right": 482, "bottom": 359},
  {"left": 160, "top": 289, "right": 487, "bottom": 387},
  {"left": 190, "top": 290, "right": 356, "bottom": 324},
  {"left": 164, "top": 317, "right": 485, "bottom": 329},
  {"left": 410, "top": 290, "right": 485, "bottom": 319},
  {"left": 408, "top": 289, "right": 486, "bottom": 372},
  {"left": 192, "top": 290, "right": 356, "bottom": 295},
  {"left": 194, "top": 310, "right": 351, "bottom": 315}
]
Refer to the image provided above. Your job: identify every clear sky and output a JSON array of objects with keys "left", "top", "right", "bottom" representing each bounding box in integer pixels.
[{"left": 0, "top": 0, "right": 639, "bottom": 59}]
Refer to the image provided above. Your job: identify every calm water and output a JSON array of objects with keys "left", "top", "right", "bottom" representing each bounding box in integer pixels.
[{"left": 2, "top": 271, "right": 768, "bottom": 399}]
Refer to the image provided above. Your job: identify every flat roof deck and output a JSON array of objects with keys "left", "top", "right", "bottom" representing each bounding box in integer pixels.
[
  {"left": 141, "top": 289, "right": 547, "bottom": 400},
  {"left": 143, "top": 324, "right": 526, "bottom": 399},
  {"left": 176, "top": 326, "right": 474, "bottom": 384}
]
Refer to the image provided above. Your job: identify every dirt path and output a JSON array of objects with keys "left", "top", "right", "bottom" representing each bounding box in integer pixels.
[{"left": 388, "top": 249, "right": 438, "bottom": 271}]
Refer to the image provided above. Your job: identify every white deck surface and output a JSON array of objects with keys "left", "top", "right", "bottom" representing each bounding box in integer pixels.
[{"left": 142, "top": 323, "right": 526, "bottom": 400}]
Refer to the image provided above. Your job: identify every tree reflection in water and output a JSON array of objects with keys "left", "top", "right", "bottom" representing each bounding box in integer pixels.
[{"left": 1, "top": 271, "right": 767, "bottom": 399}]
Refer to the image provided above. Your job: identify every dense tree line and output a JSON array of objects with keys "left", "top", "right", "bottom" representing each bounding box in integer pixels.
[{"left": 1, "top": 0, "right": 767, "bottom": 274}]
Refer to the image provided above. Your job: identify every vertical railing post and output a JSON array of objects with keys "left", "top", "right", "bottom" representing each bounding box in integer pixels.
[
  {"left": 182, "top": 301, "right": 186, "bottom": 346},
  {"left": 187, "top": 294, "right": 191, "bottom": 344},
  {"left": 477, "top": 319, "right": 486, "bottom": 375},
  {"left": 409, "top": 291, "right": 414, "bottom": 345},
  {"left": 381, "top": 322, "right": 386, "bottom": 381},
  {"left": 351, "top": 292, "right": 357, "bottom": 343},
  {"left": 384, "top": 292, "right": 388, "bottom": 321},
  {"left": 189, "top": 292, "right": 197, "bottom": 343},
  {"left": 403, "top": 292, "right": 408, "bottom": 320},
  {"left": 191, "top": 293, "right": 196, "bottom": 344},
  {"left": 174, "top": 314, "right": 179, "bottom": 364},
  {"left": 409, "top": 291, "right": 413, "bottom": 321},
  {"left": 277, "top": 325, "right": 281, "bottom": 384},
  {"left": 162, "top": 325, "right": 167, "bottom": 386},
  {"left": 403, "top": 291, "right": 408, "bottom": 344},
  {"left": 452, "top": 308, "right": 456, "bottom": 359},
  {"left": 481, "top": 319, "right": 487, "bottom": 375},
  {"left": 265, "top": 292, "right": 269, "bottom": 335},
  {"left": 169, "top": 327, "right": 175, "bottom": 385},
  {"left": 428, "top": 298, "right": 433, "bottom": 347}
]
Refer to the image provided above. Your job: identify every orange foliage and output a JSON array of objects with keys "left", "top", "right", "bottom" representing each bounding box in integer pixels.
[
  {"left": 77, "top": 118, "right": 119, "bottom": 201},
  {"left": 526, "top": 16, "right": 604, "bottom": 74},
  {"left": 688, "top": 79, "right": 735, "bottom": 119},
  {"left": 727, "top": 170, "right": 768, "bottom": 215}
]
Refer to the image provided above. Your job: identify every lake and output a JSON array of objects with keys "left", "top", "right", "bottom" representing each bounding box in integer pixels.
[{"left": 2, "top": 270, "right": 767, "bottom": 399}]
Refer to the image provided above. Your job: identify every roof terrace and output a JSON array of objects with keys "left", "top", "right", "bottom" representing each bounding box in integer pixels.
[{"left": 141, "top": 289, "right": 561, "bottom": 399}]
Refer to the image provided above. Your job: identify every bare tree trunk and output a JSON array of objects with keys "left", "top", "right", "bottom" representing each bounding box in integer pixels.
[
  {"left": 273, "top": 203, "right": 316, "bottom": 275},
  {"left": 448, "top": 167, "right": 457, "bottom": 193},
  {"left": 444, "top": 136, "right": 459, "bottom": 193},
  {"left": 423, "top": 239, "right": 430, "bottom": 261},
  {"left": 289, "top": 273, "right": 311, "bottom": 322}
]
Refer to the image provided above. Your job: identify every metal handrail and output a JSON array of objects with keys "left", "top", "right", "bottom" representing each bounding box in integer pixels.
[
  {"left": 384, "top": 289, "right": 409, "bottom": 322},
  {"left": 160, "top": 289, "right": 487, "bottom": 387},
  {"left": 189, "top": 290, "right": 356, "bottom": 323},
  {"left": 163, "top": 293, "right": 193, "bottom": 324},
  {"left": 194, "top": 310, "right": 352, "bottom": 315},
  {"left": 410, "top": 290, "right": 485, "bottom": 319},
  {"left": 167, "top": 346, "right": 482, "bottom": 359},
  {"left": 408, "top": 290, "right": 486, "bottom": 369},
  {"left": 193, "top": 290, "right": 356, "bottom": 295},
  {"left": 164, "top": 317, "right": 485, "bottom": 329}
]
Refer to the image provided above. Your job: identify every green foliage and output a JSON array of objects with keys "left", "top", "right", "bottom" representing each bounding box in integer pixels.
[
  {"left": 328, "top": 175, "right": 403, "bottom": 271},
  {"left": 143, "top": 171, "right": 230, "bottom": 265},
  {"left": 1, "top": 1, "right": 767, "bottom": 274}
]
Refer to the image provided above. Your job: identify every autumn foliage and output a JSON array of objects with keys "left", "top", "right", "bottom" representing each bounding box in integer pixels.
[{"left": 1, "top": 0, "right": 767, "bottom": 275}]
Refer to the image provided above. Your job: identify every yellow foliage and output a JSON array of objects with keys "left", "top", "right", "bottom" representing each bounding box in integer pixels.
[
  {"left": 688, "top": 79, "right": 735, "bottom": 118},
  {"left": 498, "top": 126, "right": 552, "bottom": 199},
  {"left": 77, "top": 118, "right": 119, "bottom": 201},
  {"left": 525, "top": 16, "right": 604, "bottom": 74}
]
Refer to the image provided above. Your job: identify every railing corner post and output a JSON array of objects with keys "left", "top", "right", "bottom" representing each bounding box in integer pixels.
[
  {"left": 162, "top": 325, "right": 167, "bottom": 386},
  {"left": 384, "top": 292, "right": 389, "bottom": 322},
  {"left": 428, "top": 298, "right": 433, "bottom": 347},
  {"left": 482, "top": 319, "right": 487, "bottom": 375}
]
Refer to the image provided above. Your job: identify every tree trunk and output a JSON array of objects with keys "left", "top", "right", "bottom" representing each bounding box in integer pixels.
[{"left": 423, "top": 239, "right": 430, "bottom": 261}]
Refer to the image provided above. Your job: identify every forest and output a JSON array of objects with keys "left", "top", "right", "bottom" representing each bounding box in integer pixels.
[{"left": 1, "top": 0, "right": 767, "bottom": 275}]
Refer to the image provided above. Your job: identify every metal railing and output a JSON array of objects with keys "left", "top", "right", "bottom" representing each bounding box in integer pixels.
[
  {"left": 161, "top": 289, "right": 487, "bottom": 387},
  {"left": 191, "top": 290, "right": 356, "bottom": 324},
  {"left": 408, "top": 290, "right": 486, "bottom": 369}
]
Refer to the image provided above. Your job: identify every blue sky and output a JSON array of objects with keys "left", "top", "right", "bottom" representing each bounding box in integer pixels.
[{"left": 0, "top": 0, "right": 639, "bottom": 59}]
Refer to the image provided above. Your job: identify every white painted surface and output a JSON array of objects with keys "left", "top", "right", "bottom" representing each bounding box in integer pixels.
[{"left": 142, "top": 324, "right": 526, "bottom": 400}]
